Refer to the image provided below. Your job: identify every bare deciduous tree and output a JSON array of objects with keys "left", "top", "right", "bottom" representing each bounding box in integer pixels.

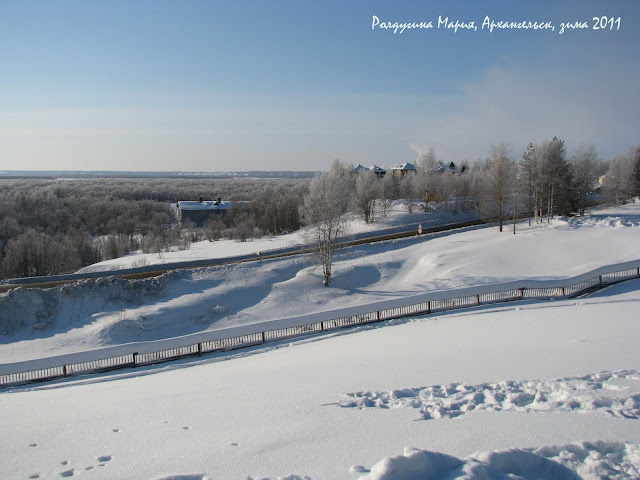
[
  {"left": 520, "top": 143, "right": 542, "bottom": 225},
  {"left": 541, "top": 137, "right": 572, "bottom": 221},
  {"left": 417, "top": 148, "right": 438, "bottom": 211},
  {"left": 481, "top": 144, "right": 517, "bottom": 232},
  {"left": 606, "top": 152, "right": 635, "bottom": 205},
  {"left": 378, "top": 174, "right": 396, "bottom": 216},
  {"left": 570, "top": 144, "right": 599, "bottom": 216},
  {"left": 634, "top": 146, "right": 640, "bottom": 198},
  {"left": 300, "top": 163, "right": 351, "bottom": 286},
  {"left": 355, "top": 171, "right": 380, "bottom": 223}
]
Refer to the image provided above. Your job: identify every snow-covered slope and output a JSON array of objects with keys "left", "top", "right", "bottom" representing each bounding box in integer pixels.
[
  {"left": 1, "top": 203, "right": 640, "bottom": 480},
  {"left": 1, "top": 204, "right": 639, "bottom": 363},
  {"left": 1, "top": 279, "right": 639, "bottom": 479}
]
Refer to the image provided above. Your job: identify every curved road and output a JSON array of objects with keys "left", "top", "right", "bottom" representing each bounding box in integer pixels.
[{"left": 0, "top": 218, "right": 489, "bottom": 293}]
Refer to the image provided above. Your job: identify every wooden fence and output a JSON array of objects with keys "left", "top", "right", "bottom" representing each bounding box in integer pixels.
[{"left": 1, "top": 262, "right": 639, "bottom": 388}]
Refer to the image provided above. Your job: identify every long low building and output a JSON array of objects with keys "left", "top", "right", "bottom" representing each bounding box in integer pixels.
[{"left": 177, "top": 198, "right": 234, "bottom": 227}]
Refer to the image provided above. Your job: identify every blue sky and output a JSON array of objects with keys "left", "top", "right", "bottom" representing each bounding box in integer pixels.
[{"left": 1, "top": 0, "right": 639, "bottom": 172}]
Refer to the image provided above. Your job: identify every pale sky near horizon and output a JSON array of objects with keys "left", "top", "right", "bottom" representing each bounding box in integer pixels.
[{"left": 1, "top": 0, "right": 639, "bottom": 172}]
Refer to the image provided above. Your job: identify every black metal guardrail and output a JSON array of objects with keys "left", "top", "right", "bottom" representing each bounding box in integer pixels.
[{"left": 1, "top": 261, "right": 638, "bottom": 388}]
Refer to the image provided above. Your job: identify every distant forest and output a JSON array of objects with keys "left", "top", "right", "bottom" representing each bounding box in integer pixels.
[{"left": 0, "top": 177, "right": 309, "bottom": 280}]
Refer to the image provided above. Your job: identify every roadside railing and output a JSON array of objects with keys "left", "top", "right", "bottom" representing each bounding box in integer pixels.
[{"left": 1, "top": 260, "right": 639, "bottom": 388}]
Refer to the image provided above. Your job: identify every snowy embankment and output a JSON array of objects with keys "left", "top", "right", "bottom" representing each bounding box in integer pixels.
[
  {"left": 1, "top": 279, "right": 640, "bottom": 480},
  {"left": 1, "top": 258, "right": 638, "bottom": 378},
  {"left": 1, "top": 203, "right": 640, "bottom": 480},
  {"left": 1, "top": 203, "right": 639, "bottom": 363}
]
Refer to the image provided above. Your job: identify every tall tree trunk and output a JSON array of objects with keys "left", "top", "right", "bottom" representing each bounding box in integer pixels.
[{"left": 513, "top": 193, "right": 517, "bottom": 234}]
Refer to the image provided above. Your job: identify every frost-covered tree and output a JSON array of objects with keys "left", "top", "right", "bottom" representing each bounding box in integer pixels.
[
  {"left": 300, "top": 162, "right": 351, "bottom": 286},
  {"left": 480, "top": 144, "right": 517, "bottom": 232},
  {"left": 606, "top": 152, "right": 635, "bottom": 205},
  {"left": 632, "top": 146, "right": 640, "bottom": 197},
  {"left": 570, "top": 144, "right": 599, "bottom": 216},
  {"left": 541, "top": 137, "right": 573, "bottom": 220},
  {"left": 378, "top": 174, "right": 397, "bottom": 217},
  {"left": 417, "top": 148, "right": 438, "bottom": 211},
  {"left": 520, "top": 143, "right": 542, "bottom": 225},
  {"left": 400, "top": 173, "right": 421, "bottom": 214},
  {"left": 355, "top": 171, "right": 380, "bottom": 224}
]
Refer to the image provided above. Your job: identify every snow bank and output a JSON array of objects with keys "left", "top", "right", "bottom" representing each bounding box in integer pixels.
[
  {"left": 339, "top": 369, "right": 640, "bottom": 421},
  {"left": 2, "top": 260, "right": 638, "bottom": 378},
  {"left": 358, "top": 442, "right": 640, "bottom": 480}
]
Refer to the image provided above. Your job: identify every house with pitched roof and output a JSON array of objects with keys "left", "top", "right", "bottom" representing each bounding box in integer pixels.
[{"left": 391, "top": 162, "right": 417, "bottom": 177}]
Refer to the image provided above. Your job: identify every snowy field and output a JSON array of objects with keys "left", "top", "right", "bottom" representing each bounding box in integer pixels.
[{"left": 1, "top": 202, "right": 640, "bottom": 479}]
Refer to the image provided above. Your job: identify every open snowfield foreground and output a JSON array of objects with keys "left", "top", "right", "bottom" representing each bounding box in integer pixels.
[
  {"left": 1, "top": 278, "right": 640, "bottom": 479},
  {"left": 1, "top": 203, "right": 640, "bottom": 479}
]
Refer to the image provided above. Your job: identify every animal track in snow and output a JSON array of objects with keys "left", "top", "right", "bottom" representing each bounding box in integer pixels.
[{"left": 339, "top": 369, "right": 640, "bottom": 421}]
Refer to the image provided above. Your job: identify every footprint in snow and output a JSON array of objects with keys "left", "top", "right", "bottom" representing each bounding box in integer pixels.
[
  {"left": 98, "top": 455, "right": 112, "bottom": 462},
  {"left": 60, "top": 461, "right": 69, "bottom": 466},
  {"left": 29, "top": 474, "right": 41, "bottom": 479},
  {"left": 230, "top": 442, "right": 239, "bottom": 447},
  {"left": 60, "top": 468, "right": 75, "bottom": 477},
  {"left": 112, "top": 428, "right": 120, "bottom": 433},
  {"left": 349, "top": 465, "right": 369, "bottom": 474},
  {"left": 182, "top": 426, "right": 191, "bottom": 430},
  {"left": 29, "top": 443, "right": 38, "bottom": 447}
]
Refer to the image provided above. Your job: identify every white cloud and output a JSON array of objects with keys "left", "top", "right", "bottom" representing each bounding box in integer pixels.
[{"left": 407, "top": 61, "right": 640, "bottom": 162}]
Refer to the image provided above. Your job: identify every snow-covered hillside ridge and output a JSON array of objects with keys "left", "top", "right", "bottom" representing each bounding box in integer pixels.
[
  {"left": 2, "top": 259, "right": 639, "bottom": 378},
  {"left": 2, "top": 279, "right": 640, "bottom": 480},
  {"left": 0, "top": 203, "right": 639, "bottom": 365}
]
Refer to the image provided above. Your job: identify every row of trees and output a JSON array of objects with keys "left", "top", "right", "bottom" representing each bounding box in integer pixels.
[
  {"left": 301, "top": 141, "right": 640, "bottom": 286},
  {"left": 479, "top": 140, "right": 639, "bottom": 233}
]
